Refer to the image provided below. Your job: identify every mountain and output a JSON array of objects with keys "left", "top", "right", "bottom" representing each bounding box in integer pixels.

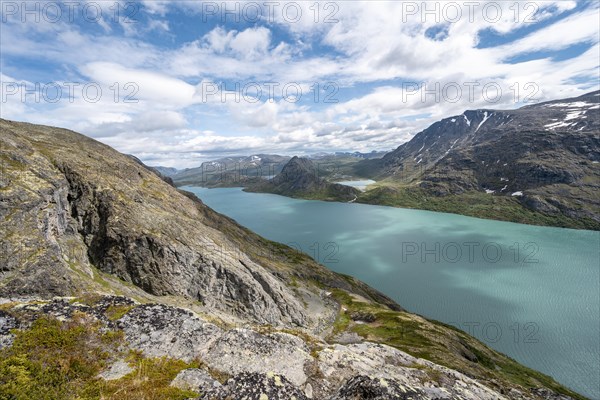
[
  {"left": 170, "top": 152, "right": 386, "bottom": 189},
  {"left": 151, "top": 166, "right": 180, "bottom": 177},
  {"left": 310, "top": 150, "right": 388, "bottom": 160},
  {"left": 172, "top": 154, "right": 291, "bottom": 187},
  {"left": 0, "top": 120, "right": 386, "bottom": 326},
  {"left": 0, "top": 119, "right": 584, "bottom": 399},
  {"left": 247, "top": 156, "right": 361, "bottom": 202},
  {"left": 354, "top": 91, "right": 600, "bottom": 229}
]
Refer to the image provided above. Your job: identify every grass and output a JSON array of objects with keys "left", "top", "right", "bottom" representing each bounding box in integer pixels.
[
  {"left": 327, "top": 288, "right": 586, "bottom": 399},
  {"left": 105, "top": 304, "right": 135, "bottom": 321},
  {"left": 0, "top": 315, "right": 200, "bottom": 400},
  {"left": 99, "top": 352, "right": 199, "bottom": 399},
  {"left": 0, "top": 314, "right": 118, "bottom": 399}
]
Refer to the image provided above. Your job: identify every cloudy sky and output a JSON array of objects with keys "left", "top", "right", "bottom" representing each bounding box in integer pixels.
[{"left": 1, "top": 0, "right": 599, "bottom": 168}]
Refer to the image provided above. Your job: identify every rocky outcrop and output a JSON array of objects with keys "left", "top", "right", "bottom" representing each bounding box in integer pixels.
[
  {"left": 0, "top": 309, "right": 18, "bottom": 349},
  {"left": 117, "top": 303, "right": 223, "bottom": 362},
  {"left": 198, "top": 372, "right": 309, "bottom": 400},
  {"left": 201, "top": 329, "right": 311, "bottom": 387},
  {"left": 170, "top": 368, "right": 221, "bottom": 391},
  {"left": 0, "top": 296, "right": 576, "bottom": 400},
  {"left": 330, "top": 375, "right": 425, "bottom": 400},
  {"left": 97, "top": 360, "right": 134, "bottom": 381}
]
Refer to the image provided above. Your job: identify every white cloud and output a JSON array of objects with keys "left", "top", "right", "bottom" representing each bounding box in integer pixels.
[
  {"left": 81, "top": 62, "right": 196, "bottom": 107},
  {"left": 1, "top": 0, "right": 598, "bottom": 168},
  {"left": 229, "top": 26, "right": 271, "bottom": 59}
]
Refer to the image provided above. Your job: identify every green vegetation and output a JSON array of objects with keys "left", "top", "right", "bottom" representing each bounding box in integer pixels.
[
  {"left": 356, "top": 184, "right": 600, "bottom": 230},
  {"left": 105, "top": 304, "right": 135, "bottom": 321},
  {"left": 0, "top": 315, "right": 199, "bottom": 400},
  {"left": 100, "top": 352, "right": 199, "bottom": 400},
  {"left": 327, "top": 289, "right": 586, "bottom": 399}
]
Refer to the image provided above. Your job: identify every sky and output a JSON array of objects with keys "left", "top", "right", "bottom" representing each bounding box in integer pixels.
[{"left": 1, "top": 0, "right": 599, "bottom": 168}]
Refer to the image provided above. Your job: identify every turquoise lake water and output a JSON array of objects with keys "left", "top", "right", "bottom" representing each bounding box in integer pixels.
[{"left": 184, "top": 186, "right": 600, "bottom": 398}]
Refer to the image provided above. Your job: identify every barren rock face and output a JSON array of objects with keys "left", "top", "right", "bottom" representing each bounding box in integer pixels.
[
  {"left": 331, "top": 375, "right": 427, "bottom": 400},
  {"left": 198, "top": 372, "right": 309, "bottom": 400},
  {"left": 201, "top": 329, "right": 311, "bottom": 387},
  {"left": 0, "top": 310, "right": 18, "bottom": 348},
  {"left": 170, "top": 368, "right": 221, "bottom": 392},
  {"left": 117, "top": 303, "right": 223, "bottom": 362}
]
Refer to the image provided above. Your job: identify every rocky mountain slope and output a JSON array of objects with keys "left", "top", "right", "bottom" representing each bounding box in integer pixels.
[
  {"left": 246, "top": 156, "right": 361, "bottom": 202},
  {"left": 354, "top": 91, "right": 600, "bottom": 229},
  {"left": 0, "top": 119, "right": 585, "bottom": 399}
]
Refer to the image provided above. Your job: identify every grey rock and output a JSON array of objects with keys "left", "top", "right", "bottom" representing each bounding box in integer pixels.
[
  {"left": 198, "top": 372, "right": 309, "bottom": 400},
  {"left": 332, "top": 331, "right": 364, "bottom": 345},
  {"left": 350, "top": 311, "right": 376, "bottom": 322},
  {"left": 170, "top": 368, "right": 221, "bottom": 391},
  {"left": 98, "top": 359, "right": 133, "bottom": 380},
  {"left": 530, "top": 388, "right": 575, "bottom": 400},
  {"left": 202, "top": 328, "right": 311, "bottom": 387},
  {"left": 331, "top": 375, "right": 426, "bottom": 399},
  {"left": 317, "top": 343, "right": 508, "bottom": 400},
  {"left": 116, "top": 303, "right": 222, "bottom": 362},
  {"left": 0, "top": 309, "right": 18, "bottom": 348}
]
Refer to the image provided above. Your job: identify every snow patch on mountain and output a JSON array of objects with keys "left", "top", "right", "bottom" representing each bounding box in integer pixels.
[{"left": 475, "top": 112, "right": 492, "bottom": 132}]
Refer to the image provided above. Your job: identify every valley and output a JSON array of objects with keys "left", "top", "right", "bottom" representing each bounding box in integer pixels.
[{"left": 175, "top": 91, "right": 600, "bottom": 230}]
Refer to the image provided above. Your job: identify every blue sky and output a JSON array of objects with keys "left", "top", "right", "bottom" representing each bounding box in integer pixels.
[{"left": 1, "top": 0, "right": 599, "bottom": 167}]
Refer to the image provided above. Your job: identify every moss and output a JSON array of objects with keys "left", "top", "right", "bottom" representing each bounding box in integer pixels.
[
  {"left": 105, "top": 304, "right": 135, "bottom": 321},
  {"left": 0, "top": 315, "right": 118, "bottom": 399},
  {"left": 97, "top": 351, "right": 199, "bottom": 399},
  {"left": 73, "top": 292, "right": 105, "bottom": 307},
  {"left": 0, "top": 316, "right": 200, "bottom": 400}
]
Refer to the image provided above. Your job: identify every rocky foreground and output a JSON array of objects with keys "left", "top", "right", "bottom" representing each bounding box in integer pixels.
[{"left": 0, "top": 296, "right": 574, "bottom": 400}]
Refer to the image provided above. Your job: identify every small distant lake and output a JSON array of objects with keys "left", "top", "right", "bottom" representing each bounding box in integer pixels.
[
  {"left": 184, "top": 186, "right": 600, "bottom": 398},
  {"left": 335, "top": 179, "right": 377, "bottom": 191}
]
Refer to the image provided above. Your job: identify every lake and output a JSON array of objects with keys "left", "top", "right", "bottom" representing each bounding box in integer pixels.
[
  {"left": 334, "top": 179, "right": 377, "bottom": 191},
  {"left": 184, "top": 186, "right": 600, "bottom": 398}
]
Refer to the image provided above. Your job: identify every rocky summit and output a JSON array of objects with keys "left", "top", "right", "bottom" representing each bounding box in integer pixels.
[{"left": 0, "top": 119, "right": 584, "bottom": 399}]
